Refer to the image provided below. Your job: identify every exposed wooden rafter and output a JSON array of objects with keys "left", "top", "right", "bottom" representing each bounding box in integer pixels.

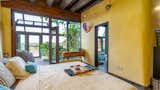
[
  {"left": 60, "top": 0, "right": 72, "bottom": 9},
  {"left": 46, "top": 0, "right": 55, "bottom": 7},
  {"left": 52, "top": 0, "right": 63, "bottom": 7},
  {"left": 64, "top": 0, "right": 79, "bottom": 10},
  {"left": 75, "top": 0, "right": 103, "bottom": 12},
  {"left": 1, "top": 0, "right": 81, "bottom": 21},
  {"left": 71, "top": 0, "right": 91, "bottom": 12}
]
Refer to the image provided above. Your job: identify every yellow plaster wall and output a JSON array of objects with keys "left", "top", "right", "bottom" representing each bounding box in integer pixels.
[
  {"left": 1, "top": 7, "right": 12, "bottom": 57},
  {"left": 81, "top": 0, "right": 154, "bottom": 87},
  {"left": 0, "top": 2, "right": 3, "bottom": 58}
]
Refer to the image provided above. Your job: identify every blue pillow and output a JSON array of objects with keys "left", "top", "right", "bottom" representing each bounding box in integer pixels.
[
  {"left": 25, "top": 62, "right": 37, "bottom": 74},
  {"left": 0, "top": 85, "right": 11, "bottom": 90}
]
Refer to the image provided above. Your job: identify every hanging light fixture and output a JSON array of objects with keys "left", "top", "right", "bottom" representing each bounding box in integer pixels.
[{"left": 106, "top": 0, "right": 112, "bottom": 10}]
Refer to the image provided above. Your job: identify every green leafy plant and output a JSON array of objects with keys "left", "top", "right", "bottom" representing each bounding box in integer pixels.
[
  {"left": 68, "top": 22, "right": 81, "bottom": 52},
  {"left": 40, "top": 42, "right": 49, "bottom": 57}
]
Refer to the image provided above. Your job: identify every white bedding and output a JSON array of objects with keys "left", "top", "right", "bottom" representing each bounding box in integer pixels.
[{"left": 15, "top": 61, "right": 137, "bottom": 90}]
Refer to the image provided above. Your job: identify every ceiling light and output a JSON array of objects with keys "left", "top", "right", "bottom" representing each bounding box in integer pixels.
[{"left": 155, "top": 6, "right": 160, "bottom": 11}]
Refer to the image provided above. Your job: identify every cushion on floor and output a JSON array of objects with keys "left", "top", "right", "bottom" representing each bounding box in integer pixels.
[
  {"left": 25, "top": 62, "right": 37, "bottom": 74},
  {"left": 64, "top": 65, "right": 95, "bottom": 76}
]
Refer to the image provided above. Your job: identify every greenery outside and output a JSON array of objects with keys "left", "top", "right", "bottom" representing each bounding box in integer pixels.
[{"left": 40, "top": 19, "right": 81, "bottom": 60}]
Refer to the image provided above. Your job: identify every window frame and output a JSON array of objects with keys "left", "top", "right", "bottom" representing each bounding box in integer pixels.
[{"left": 12, "top": 10, "right": 81, "bottom": 57}]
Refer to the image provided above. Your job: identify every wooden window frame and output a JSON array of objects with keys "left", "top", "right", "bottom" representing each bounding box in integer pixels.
[{"left": 11, "top": 10, "right": 81, "bottom": 63}]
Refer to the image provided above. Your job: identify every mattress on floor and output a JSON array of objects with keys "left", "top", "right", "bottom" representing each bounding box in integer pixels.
[{"left": 15, "top": 61, "right": 138, "bottom": 90}]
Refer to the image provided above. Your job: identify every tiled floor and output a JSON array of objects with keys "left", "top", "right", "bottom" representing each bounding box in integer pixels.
[
  {"left": 35, "top": 58, "right": 49, "bottom": 65},
  {"left": 97, "top": 64, "right": 106, "bottom": 72},
  {"left": 96, "top": 64, "right": 152, "bottom": 90}
]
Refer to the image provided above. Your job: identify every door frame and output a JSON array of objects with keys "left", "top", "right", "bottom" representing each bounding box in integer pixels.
[
  {"left": 95, "top": 22, "right": 109, "bottom": 72},
  {"left": 49, "top": 27, "right": 59, "bottom": 64}
]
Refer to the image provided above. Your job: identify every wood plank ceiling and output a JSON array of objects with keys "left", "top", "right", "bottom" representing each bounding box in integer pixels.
[
  {"left": 28, "top": 0, "right": 102, "bottom": 13},
  {"left": 1, "top": 0, "right": 102, "bottom": 21}
]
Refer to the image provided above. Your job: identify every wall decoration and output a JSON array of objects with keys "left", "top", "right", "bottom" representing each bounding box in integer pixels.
[{"left": 83, "top": 23, "right": 92, "bottom": 33}]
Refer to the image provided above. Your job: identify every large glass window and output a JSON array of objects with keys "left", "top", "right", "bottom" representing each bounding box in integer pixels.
[
  {"left": 14, "top": 11, "right": 81, "bottom": 62},
  {"left": 68, "top": 21, "right": 81, "bottom": 52},
  {"left": 52, "top": 19, "right": 68, "bottom": 59}
]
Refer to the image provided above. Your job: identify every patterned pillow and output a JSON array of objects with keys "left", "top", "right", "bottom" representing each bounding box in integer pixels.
[
  {"left": 10, "top": 57, "right": 26, "bottom": 69},
  {"left": 0, "top": 77, "right": 8, "bottom": 86},
  {"left": 16, "top": 50, "right": 35, "bottom": 62},
  {"left": 0, "top": 62, "right": 15, "bottom": 87},
  {"left": 6, "top": 57, "right": 30, "bottom": 80},
  {"left": 0, "top": 58, "right": 9, "bottom": 64}
]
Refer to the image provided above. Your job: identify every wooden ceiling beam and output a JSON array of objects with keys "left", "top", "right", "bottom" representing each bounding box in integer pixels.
[
  {"left": 75, "top": 0, "right": 102, "bottom": 12},
  {"left": 52, "top": 0, "right": 63, "bottom": 6},
  {"left": 65, "top": 0, "right": 79, "bottom": 10},
  {"left": 71, "top": 0, "right": 91, "bottom": 12},
  {"left": 1, "top": 0, "right": 81, "bottom": 21},
  {"left": 57, "top": 0, "right": 63, "bottom": 5},
  {"left": 46, "top": 0, "right": 55, "bottom": 7},
  {"left": 60, "top": 0, "right": 72, "bottom": 9}
]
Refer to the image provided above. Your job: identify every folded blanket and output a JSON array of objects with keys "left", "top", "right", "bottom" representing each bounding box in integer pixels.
[
  {"left": 64, "top": 65, "right": 96, "bottom": 76},
  {"left": 84, "top": 65, "right": 96, "bottom": 71}
]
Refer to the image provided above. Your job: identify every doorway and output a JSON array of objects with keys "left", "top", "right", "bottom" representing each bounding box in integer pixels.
[
  {"left": 16, "top": 26, "right": 59, "bottom": 64},
  {"left": 95, "top": 23, "right": 108, "bottom": 72}
]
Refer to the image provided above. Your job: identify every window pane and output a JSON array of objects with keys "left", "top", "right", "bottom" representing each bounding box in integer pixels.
[
  {"left": 43, "top": 17, "right": 49, "bottom": 23},
  {"left": 51, "top": 30, "right": 56, "bottom": 34},
  {"left": 29, "top": 35, "right": 40, "bottom": 57},
  {"left": 16, "top": 26, "right": 24, "bottom": 32},
  {"left": 103, "top": 38, "right": 106, "bottom": 52},
  {"left": 52, "top": 36, "right": 57, "bottom": 63},
  {"left": 43, "top": 17, "right": 49, "bottom": 26},
  {"left": 14, "top": 12, "right": 23, "bottom": 22},
  {"left": 40, "top": 35, "right": 49, "bottom": 60},
  {"left": 43, "top": 35, "right": 49, "bottom": 43},
  {"left": 24, "top": 14, "right": 42, "bottom": 22},
  {"left": 35, "top": 22, "right": 42, "bottom": 26},
  {"left": 59, "top": 36, "right": 67, "bottom": 60},
  {"left": 68, "top": 21, "right": 81, "bottom": 52},
  {"left": 52, "top": 19, "right": 58, "bottom": 27},
  {"left": 24, "top": 20, "right": 33, "bottom": 25},
  {"left": 17, "top": 34, "right": 26, "bottom": 51},
  {"left": 98, "top": 26, "right": 105, "bottom": 37},
  {"left": 98, "top": 38, "right": 102, "bottom": 52},
  {"left": 26, "top": 27, "right": 42, "bottom": 33},
  {"left": 52, "top": 19, "right": 67, "bottom": 34},
  {"left": 17, "top": 20, "right": 24, "bottom": 24},
  {"left": 43, "top": 28, "right": 49, "bottom": 33}
]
